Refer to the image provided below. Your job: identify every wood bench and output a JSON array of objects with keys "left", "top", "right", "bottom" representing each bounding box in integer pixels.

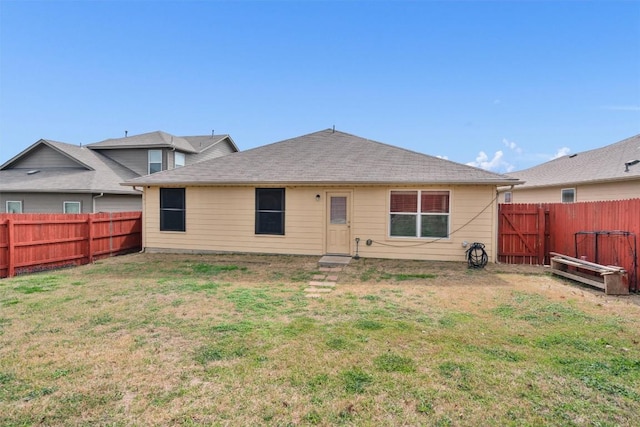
[{"left": 549, "top": 252, "right": 628, "bottom": 295}]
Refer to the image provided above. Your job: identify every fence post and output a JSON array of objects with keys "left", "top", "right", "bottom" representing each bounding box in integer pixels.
[
  {"left": 87, "top": 215, "right": 94, "bottom": 264},
  {"left": 537, "top": 205, "right": 546, "bottom": 265},
  {"left": 7, "top": 217, "right": 15, "bottom": 278},
  {"left": 109, "top": 212, "right": 114, "bottom": 256}
]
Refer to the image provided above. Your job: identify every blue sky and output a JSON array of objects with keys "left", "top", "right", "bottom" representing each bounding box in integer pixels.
[{"left": 1, "top": 0, "right": 638, "bottom": 173}]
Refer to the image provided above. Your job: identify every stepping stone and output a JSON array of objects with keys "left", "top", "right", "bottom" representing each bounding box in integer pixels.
[
  {"left": 319, "top": 267, "right": 343, "bottom": 272},
  {"left": 304, "top": 288, "right": 333, "bottom": 293},
  {"left": 305, "top": 294, "right": 324, "bottom": 298},
  {"left": 308, "top": 281, "right": 336, "bottom": 288},
  {"left": 312, "top": 274, "right": 326, "bottom": 280},
  {"left": 326, "top": 275, "right": 339, "bottom": 282}
]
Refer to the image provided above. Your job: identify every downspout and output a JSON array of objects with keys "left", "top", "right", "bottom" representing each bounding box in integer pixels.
[
  {"left": 170, "top": 138, "right": 176, "bottom": 170},
  {"left": 492, "top": 188, "right": 499, "bottom": 264},
  {"left": 92, "top": 193, "right": 104, "bottom": 213},
  {"left": 138, "top": 186, "right": 146, "bottom": 253}
]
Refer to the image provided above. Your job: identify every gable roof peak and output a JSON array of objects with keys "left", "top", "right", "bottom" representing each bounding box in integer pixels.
[
  {"left": 1, "top": 138, "right": 93, "bottom": 170},
  {"left": 180, "top": 134, "right": 239, "bottom": 153}
]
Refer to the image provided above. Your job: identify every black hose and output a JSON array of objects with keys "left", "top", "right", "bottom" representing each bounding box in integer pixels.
[{"left": 466, "top": 242, "right": 488, "bottom": 269}]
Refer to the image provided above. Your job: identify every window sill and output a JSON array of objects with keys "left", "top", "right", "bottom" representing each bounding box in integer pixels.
[{"left": 386, "top": 236, "right": 451, "bottom": 242}]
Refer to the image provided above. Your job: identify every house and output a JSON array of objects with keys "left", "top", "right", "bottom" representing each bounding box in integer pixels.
[
  {"left": 500, "top": 134, "right": 640, "bottom": 204},
  {"left": 123, "top": 129, "right": 521, "bottom": 262},
  {"left": 0, "top": 131, "right": 238, "bottom": 213}
]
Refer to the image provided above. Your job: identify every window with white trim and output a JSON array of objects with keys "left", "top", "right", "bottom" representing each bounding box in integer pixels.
[
  {"left": 174, "top": 152, "right": 185, "bottom": 168},
  {"left": 64, "top": 201, "right": 81, "bottom": 214},
  {"left": 148, "top": 149, "right": 162, "bottom": 174},
  {"left": 390, "top": 190, "right": 450, "bottom": 238},
  {"left": 504, "top": 191, "right": 512, "bottom": 203},
  {"left": 561, "top": 188, "right": 575, "bottom": 203},
  {"left": 6, "top": 201, "right": 22, "bottom": 213}
]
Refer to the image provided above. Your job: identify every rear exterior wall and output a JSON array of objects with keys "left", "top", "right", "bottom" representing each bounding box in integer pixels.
[
  {"left": 1, "top": 192, "right": 142, "bottom": 213},
  {"left": 141, "top": 184, "right": 498, "bottom": 262},
  {"left": 0, "top": 192, "right": 93, "bottom": 213}
]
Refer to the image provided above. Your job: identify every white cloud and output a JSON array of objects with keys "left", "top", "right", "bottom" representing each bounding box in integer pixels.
[
  {"left": 502, "top": 138, "right": 523, "bottom": 154},
  {"left": 551, "top": 147, "right": 571, "bottom": 159},
  {"left": 436, "top": 155, "right": 449, "bottom": 160},
  {"left": 467, "top": 150, "right": 515, "bottom": 173}
]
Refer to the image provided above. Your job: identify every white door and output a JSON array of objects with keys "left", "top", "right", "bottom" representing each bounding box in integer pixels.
[{"left": 326, "top": 192, "right": 351, "bottom": 255}]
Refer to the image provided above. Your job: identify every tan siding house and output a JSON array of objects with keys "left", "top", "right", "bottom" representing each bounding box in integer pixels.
[
  {"left": 500, "top": 134, "right": 640, "bottom": 203},
  {"left": 126, "top": 129, "right": 520, "bottom": 262}
]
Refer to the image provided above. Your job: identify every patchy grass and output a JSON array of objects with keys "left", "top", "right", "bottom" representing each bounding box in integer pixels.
[
  {"left": 0, "top": 253, "right": 638, "bottom": 426},
  {"left": 380, "top": 272, "right": 438, "bottom": 281},
  {"left": 374, "top": 353, "right": 417, "bottom": 373}
]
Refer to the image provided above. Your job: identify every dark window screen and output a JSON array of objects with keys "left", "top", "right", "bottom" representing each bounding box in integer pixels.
[
  {"left": 160, "top": 188, "right": 185, "bottom": 231},
  {"left": 256, "top": 188, "right": 285, "bottom": 235}
]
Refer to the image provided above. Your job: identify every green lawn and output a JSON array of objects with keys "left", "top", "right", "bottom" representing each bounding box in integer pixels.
[{"left": 0, "top": 253, "right": 638, "bottom": 426}]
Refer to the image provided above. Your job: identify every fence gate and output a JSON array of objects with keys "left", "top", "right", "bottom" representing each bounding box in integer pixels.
[{"left": 498, "top": 204, "right": 549, "bottom": 265}]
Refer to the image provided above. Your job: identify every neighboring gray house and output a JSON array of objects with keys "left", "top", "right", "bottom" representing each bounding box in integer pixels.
[
  {"left": 499, "top": 134, "right": 640, "bottom": 203},
  {"left": 0, "top": 131, "right": 238, "bottom": 213}
]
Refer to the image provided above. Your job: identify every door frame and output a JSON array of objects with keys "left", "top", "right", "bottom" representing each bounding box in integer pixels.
[{"left": 324, "top": 190, "right": 353, "bottom": 255}]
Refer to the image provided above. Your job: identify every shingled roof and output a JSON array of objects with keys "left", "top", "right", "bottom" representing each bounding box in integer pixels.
[
  {"left": 1, "top": 140, "right": 139, "bottom": 194},
  {"left": 87, "top": 131, "right": 237, "bottom": 155},
  {"left": 508, "top": 134, "right": 640, "bottom": 188},
  {"left": 182, "top": 135, "right": 239, "bottom": 153},
  {"left": 123, "top": 129, "right": 521, "bottom": 186},
  {"left": 87, "top": 131, "right": 199, "bottom": 153}
]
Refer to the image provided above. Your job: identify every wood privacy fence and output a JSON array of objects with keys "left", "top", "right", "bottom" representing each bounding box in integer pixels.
[
  {"left": 498, "top": 200, "right": 640, "bottom": 292},
  {"left": 0, "top": 212, "right": 142, "bottom": 278}
]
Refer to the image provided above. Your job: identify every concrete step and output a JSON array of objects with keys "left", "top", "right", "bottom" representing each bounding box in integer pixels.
[{"left": 318, "top": 255, "right": 351, "bottom": 268}]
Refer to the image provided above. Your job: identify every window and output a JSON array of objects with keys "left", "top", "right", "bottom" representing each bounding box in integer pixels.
[
  {"left": 330, "top": 196, "right": 347, "bottom": 224},
  {"left": 390, "top": 190, "right": 450, "bottom": 238},
  {"left": 561, "top": 188, "right": 575, "bottom": 203},
  {"left": 256, "top": 188, "right": 285, "bottom": 235},
  {"left": 174, "top": 152, "right": 185, "bottom": 168},
  {"left": 149, "top": 149, "right": 162, "bottom": 174},
  {"left": 64, "top": 201, "right": 81, "bottom": 214},
  {"left": 160, "top": 188, "right": 186, "bottom": 231},
  {"left": 6, "top": 201, "right": 22, "bottom": 213},
  {"left": 504, "top": 191, "right": 512, "bottom": 203}
]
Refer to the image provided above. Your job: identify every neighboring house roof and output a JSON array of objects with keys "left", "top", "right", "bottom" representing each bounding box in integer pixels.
[
  {"left": 182, "top": 135, "right": 239, "bottom": 153},
  {"left": 507, "top": 134, "right": 640, "bottom": 189},
  {"left": 87, "top": 131, "right": 198, "bottom": 153},
  {"left": 0, "top": 139, "right": 139, "bottom": 194},
  {"left": 87, "top": 131, "right": 238, "bottom": 155},
  {"left": 124, "top": 129, "right": 521, "bottom": 186}
]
